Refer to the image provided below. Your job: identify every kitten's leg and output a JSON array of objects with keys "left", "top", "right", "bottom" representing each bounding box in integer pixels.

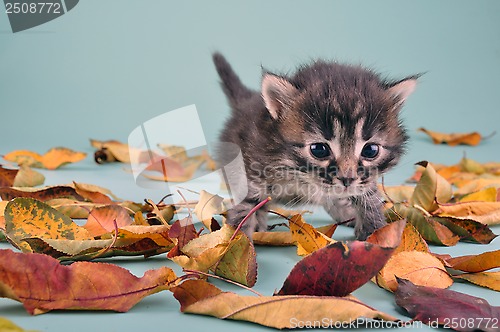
[
  {"left": 324, "top": 198, "right": 358, "bottom": 226},
  {"left": 350, "top": 188, "right": 386, "bottom": 240},
  {"left": 225, "top": 198, "right": 268, "bottom": 238}
]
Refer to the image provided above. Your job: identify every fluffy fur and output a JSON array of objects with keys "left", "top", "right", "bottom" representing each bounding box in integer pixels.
[{"left": 213, "top": 53, "right": 417, "bottom": 240}]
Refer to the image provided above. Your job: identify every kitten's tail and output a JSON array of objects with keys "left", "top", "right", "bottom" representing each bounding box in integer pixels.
[{"left": 213, "top": 52, "right": 254, "bottom": 108}]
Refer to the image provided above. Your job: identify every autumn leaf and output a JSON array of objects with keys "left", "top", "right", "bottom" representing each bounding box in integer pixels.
[
  {"left": 4, "top": 197, "right": 92, "bottom": 250},
  {"left": 410, "top": 161, "right": 452, "bottom": 212},
  {"left": 0, "top": 249, "right": 177, "bottom": 314},
  {"left": 172, "top": 279, "right": 397, "bottom": 329},
  {"left": 169, "top": 225, "right": 257, "bottom": 287},
  {"left": 84, "top": 205, "right": 134, "bottom": 237},
  {"left": 436, "top": 201, "right": 500, "bottom": 225},
  {"left": 0, "top": 185, "right": 84, "bottom": 201},
  {"left": 278, "top": 220, "right": 405, "bottom": 297},
  {"left": 432, "top": 216, "right": 496, "bottom": 244},
  {"left": 3, "top": 147, "right": 86, "bottom": 170},
  {"left": 418, "top": 127, "right": 494, "bottom": 146},
  {"left": 374, "top": 251, "right": 453, "bottom": 292},
  {"left": 288, "top": 214, "right": 335, "bottom": 256},
  {"left": 395, "top": 278, "right": 500, "bottom": 332},
  {"left": 454, "top": 272, "right": 500, "bottom": 291},
  {"left": 167, "top": 217, "right": 199, "bottom": 258},
  {"left": 0, "top": 165, "right": 44, "bottom": 187},
  {"left": 443, "top": 250, "right": 500, "bottom": 273},
  {"left": 459, "top": 187, "right": 499, "bottom": 203},
  {"left": 393, "top": 204, "right": 460, "bottom": 246},
  {"left": 193, "top": 190, "right": 226, "bottom": 230}
]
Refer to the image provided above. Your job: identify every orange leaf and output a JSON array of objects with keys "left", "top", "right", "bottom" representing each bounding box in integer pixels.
[
  {"left": 417, "top": 128, "right": 489, "bottom": 146},
  {"left": 436, "top": 201, "right": 500, "bottom": 225},
  {"left": 4, "top": 148, "right": 86, "bottom": 170},
  {"left": 0, "top": 249, "right": 176, "bottom": 314},
  {"left": 443, "top": 250, "right": 500, "bottom": 273}
]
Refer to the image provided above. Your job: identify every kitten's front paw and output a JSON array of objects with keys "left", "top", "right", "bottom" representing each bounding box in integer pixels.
[
  {"left": 354, "top": 217, "right": 387, "bottom": 241},
  {"left": 225, "top": 202, "right": 268, "bottom": 239}
]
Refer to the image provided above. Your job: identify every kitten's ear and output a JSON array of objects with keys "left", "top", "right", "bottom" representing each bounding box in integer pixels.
[
  {"left": 387, "top": 77, "right": 418, "bottom": 104},
  {"left": 261, "top": 74, "right": 298, "bottom": 119}
]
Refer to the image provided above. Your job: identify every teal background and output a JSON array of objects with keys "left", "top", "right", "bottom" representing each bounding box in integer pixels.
[{"left": 1, "top": 1, "right": 499, "bottom": 331}]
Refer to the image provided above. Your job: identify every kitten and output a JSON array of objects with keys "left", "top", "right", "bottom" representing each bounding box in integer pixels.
[{"left": 213, "top": 53, "right": 417, "bottom": 240}]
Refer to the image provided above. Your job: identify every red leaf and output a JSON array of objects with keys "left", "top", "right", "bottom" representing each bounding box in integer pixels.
[
  {"left": 0, "top": 249, "right": 176, "bottom": 314},
  {"left": 395, "top": 278, "right": 500, "bottom": 332},
  {"left": 277, "top": 221, "right": 405, "bottom": 297}
]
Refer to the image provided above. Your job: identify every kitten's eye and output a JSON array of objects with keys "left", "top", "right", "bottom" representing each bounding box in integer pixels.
[
  {"left": 361, "top": 143, "right": 380, "bottom": 159},
  {"left": 310, "top": 143, "right": 331, "bottom": 159}
]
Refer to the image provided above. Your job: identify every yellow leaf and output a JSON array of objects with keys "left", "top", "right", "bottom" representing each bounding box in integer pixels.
[
  {"left": 444, "top": 250, "right": 500, "bottom": 273},
  {"left": 4, "top": 148, "right": 86, "bottom": 170},
  {"left": 379, "top": 185, "right": 415, "bottom": 203},
  {"left": 436, "top": 201, "right": 500, "bottom": 225},
  {"left": 289, "top": 214, "right": 335, "bottom": 256},
  {"left": 374, "top": 251, "right": 453, "bottom": 292},
  {"left": 4, "top": 198, "right": 92, "bottom": 251},
  {"left": 392, "top": 222, "right": 429, "bottom": 255},
  {"left": 459, "top": 187, "right": 498, "bottom": 202},
  {"left": 454, "top": 272, "right": 500, "bottom": 291}
]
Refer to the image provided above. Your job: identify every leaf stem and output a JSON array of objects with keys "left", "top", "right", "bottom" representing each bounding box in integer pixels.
[
  {"left": 183, "top": 269, "right": 263, "bottom": 297},
  {"left": 229, "top": 197, "right": 272, "bottom": 243}
]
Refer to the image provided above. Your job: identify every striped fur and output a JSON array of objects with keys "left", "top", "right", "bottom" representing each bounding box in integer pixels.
[{"left": 214, "top": 53, "right": 416, "bottom": 240}]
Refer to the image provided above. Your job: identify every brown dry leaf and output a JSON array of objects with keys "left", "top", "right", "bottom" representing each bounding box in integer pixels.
[
  {"left": 410, "top": 161, "right": 452, "bottom": 213},
  {"left": 84, "top": 205, "right": 134, "bottom": 237},
  {"left": 443, "top": 250, "right": 500, "bottom": 273},
  {"left": 374, "top": 251, "right": 453, "bottom": 292},
  {"left": 0, "top": 165, "right": 44, "bottom": 187},
  {"left": 172, "top": 279, "right": 398, "bottom": 329},
  {"left": 0, "top": 249, "right": 177, "bottom": 314},
  {"left": 436, "top": 201, "right": 500, "bottom": 225},
  {"left": 454, "top": 272, "right": 500, "bottom": 291},
  {"left": 418, "top": 128, "right": 490, "bottom": 146},
  {"left": 4, "top": 148, "right": 87, "bottom": 170},
  {"left": 288, "top": 214, "right": 335, "bottom": 256},
  {"left": 170, "top": 225, "right": 257, "bottom": 287}
]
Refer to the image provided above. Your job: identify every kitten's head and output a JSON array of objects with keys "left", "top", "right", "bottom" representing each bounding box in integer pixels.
[{"left": 261, "top": 61, "right": 416, "bottom": 198}]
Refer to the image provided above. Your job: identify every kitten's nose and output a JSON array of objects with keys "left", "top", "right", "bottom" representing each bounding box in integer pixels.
[{"left": 339, "top": 177, "right": 355, "bottom": 187}]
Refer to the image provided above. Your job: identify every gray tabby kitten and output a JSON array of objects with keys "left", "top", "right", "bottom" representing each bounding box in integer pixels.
[{"left": 213, "top": 53, "right": 417, "bottom": 240}]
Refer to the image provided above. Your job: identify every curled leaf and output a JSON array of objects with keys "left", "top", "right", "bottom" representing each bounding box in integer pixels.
[
  {"left": 0, "top": 249, "right": 176, "bottom": 314},
  {"left": 173, "top": 279, "right": 397, "bottom": 329},
  {"left": 418, "top": 127, "right": 493, "bottom": 146}
]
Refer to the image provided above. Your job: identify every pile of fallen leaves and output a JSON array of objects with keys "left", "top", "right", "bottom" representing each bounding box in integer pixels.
[{"left": 0, "top": 136, "right": 499, "bottom": 331}]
